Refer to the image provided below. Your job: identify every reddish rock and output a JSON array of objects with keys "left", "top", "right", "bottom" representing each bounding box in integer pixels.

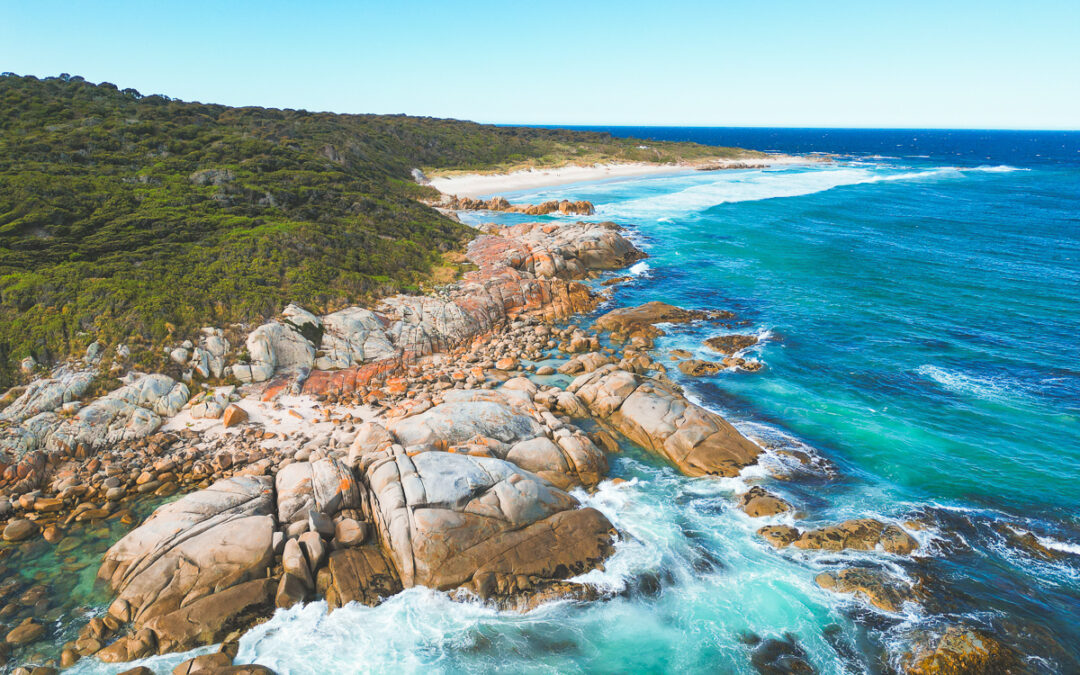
[{"left": 222, "top": 404, "right": 248, "bottom": 428}]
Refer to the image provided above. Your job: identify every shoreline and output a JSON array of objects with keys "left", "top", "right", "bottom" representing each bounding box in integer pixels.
[
  {"left": 0, "top": 174, "right": 1047, "bottom": 674},
  {"left": 426, "top": 156, "right": 812, "bottom": 198}
]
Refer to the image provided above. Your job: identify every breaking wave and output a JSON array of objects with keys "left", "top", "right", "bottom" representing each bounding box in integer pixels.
[{"left": 597, "top": 166, "right": 962, "bottom": 219}]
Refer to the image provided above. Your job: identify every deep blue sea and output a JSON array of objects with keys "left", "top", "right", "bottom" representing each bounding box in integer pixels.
[{"left": 76, "top": 129, "right": 1080, "bottom": 674}]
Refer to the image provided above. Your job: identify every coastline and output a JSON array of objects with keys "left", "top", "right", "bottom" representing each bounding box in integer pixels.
[
  {"left": 426, "top": 156, "right": 811, "bottom": 197},
  {"left": 0, "top": 168, "right": 1059, "bottom": 674}
]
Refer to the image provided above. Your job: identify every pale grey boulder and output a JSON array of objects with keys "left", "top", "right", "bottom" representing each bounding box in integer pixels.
[
  {"left": 275, "top": 458, "right": 363, "bottom": 529},
  {"left": 231, "top": 321, "right": 314, "bottom": 383},
  {"left": 315, "top": 307, "right": 395, "bottom": 370},
  {"left": 199, "top": 329, "right": 230, "bottom": 378},
  {"left": 44, "top": 374, "right": 188, "bottom": 453},
  {"left": 387, "top": 389, "right": 544, "bottom": 447},
  {"left": 0, "top": 365, "right": 95, "bottom": 423}
]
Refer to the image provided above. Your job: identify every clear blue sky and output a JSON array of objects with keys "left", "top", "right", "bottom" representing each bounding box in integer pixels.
[{"left": 3, "top": 0, "right": 1078, "bottom": 129}]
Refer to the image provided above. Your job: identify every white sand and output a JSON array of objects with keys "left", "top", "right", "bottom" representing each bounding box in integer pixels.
[{"left": 427, "top": 156, "right": 812, "bottom": 198}]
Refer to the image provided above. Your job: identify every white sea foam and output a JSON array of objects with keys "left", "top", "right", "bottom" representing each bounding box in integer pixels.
[
  {"left": 969, "top": 164, "right": 1029, "bottom": 173},
  {"left": 1037, "top": 535, "right": 1080, "bottom": 556},
  {"left": 597, "top": 166, "right": 959, "bottom": 219},
  {"left": 628, "top": 260, "right": 650, "bottom": 276},
  {"left": 915, "top": 364, "right": 1032, "bottom": 402}
]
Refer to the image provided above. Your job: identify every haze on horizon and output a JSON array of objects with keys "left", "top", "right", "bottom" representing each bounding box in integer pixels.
[{"left": 2, "top": 0, "right": 1078, "bottom": 130}]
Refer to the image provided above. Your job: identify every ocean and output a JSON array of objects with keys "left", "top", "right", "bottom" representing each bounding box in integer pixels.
[{"left": 75, "top": 129, "right": 1080, "bottom": 673}]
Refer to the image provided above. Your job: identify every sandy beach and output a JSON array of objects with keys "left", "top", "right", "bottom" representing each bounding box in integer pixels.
[{"left": 427, "top": 156, "right": 810, "bottom": 197}]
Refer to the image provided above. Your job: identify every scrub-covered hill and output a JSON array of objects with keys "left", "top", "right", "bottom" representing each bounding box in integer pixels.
[{"left": 0, "top": 74, "right": 753, "bottom": 386}]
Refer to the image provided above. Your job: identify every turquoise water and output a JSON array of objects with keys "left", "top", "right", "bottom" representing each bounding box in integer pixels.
[{"left": 75, "top": 144, "right": 1080, "bottom": 673}]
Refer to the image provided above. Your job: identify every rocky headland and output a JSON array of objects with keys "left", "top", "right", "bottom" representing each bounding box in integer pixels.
[{"left": 0, "top": 204, "right": 1021, "bottom": 674}]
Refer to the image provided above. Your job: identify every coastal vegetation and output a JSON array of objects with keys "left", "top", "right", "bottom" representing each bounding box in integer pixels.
[{"left": 0, "top": 74, "right": 753, "bottom": 388}]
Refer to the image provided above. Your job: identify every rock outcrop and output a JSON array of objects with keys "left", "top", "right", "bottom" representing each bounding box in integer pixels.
[
  {"left": 758, "top": 518, "right": 919, "bottom": 554},
  {"left": 447, "top": 195, "right": 595, "bottom": 216},
  {"left": 0, "top": 365, "right": 94, "bottom": 424},
  {"left": 738, "top": 486, "right": 791, "bottom": 517},
  {"left": 901, "top": 625, "right": 1017, "bottom": 674},
  {"left": 384, "top": 387, "right": 607, "bottom": 490},
  {"left": 98, "top": 475, "right": 275, "bottom": 626},
  {"left": 275, "top": 458, "right": 362, "bottom": 534},
  {"left": 569, "top": 365, "right": 761, "bottom": 477},
  {"left": 470, "top": 221, "right": 644, "bottom": 280},
  {"left": 592, "top": 301, "right": 733, "bottom": 348},
  {"left": 815, "top": 567, "right": 916, "bottom": 612},
  {"left": 703, "top": 334, "right": 759, "bottom": 355},
  {"left": 229, "top": 219, "right": 639, "bottom": 385},
  {"left": 1, "top": 373, "right": 187, "bottom": 493},
  {"left": 46, "top": 374, "right": 188, "bottom": 454},
  {"left": 362, "top": 449, "right": 614, "bottom": 596}
]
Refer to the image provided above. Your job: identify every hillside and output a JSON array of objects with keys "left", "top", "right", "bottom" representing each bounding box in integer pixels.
[{"left": 0, "top": 74, "right": 755, "bottom": 387}]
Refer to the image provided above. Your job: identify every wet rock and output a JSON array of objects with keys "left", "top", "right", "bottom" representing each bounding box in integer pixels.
[
  {"left": 569, "top": 366, "right": 761, "bottom": 477},
  {"left": 593, "top": 301, "right": 727, "bottom": 346},
  {"left": 815, "top": 567, "right": 916, "bottom": 612},
  {"left": 143, "top": 578, "right": 276, "bottom": 654},
  {"left": 901, "top": 625, "right": 1017, "bottom": 674},
  {"left": 172, "top": 652, "right": 232, "bottom": 674},
  {"left": 757, "top": 525, "right": 801, "bottom": 548},
  {"left": 2, "top": 519, "right": 39, "bottom": 542},
  {"left": 677, "top": 359, "right": 722, "bottom": 377},
  {"left": 275, "top": 572, "right": 307, "bottom": 610},
  {"left": 738, "top": 487, "right": 791, "bottom": 518},
  {"left": 325, "top": 545, "right": 403, "bottom": 609},
  {"left": 993, "top": 523, "right": 1065, "bottom": 562},
  {"left": 759, "top": 519, "right": 919, "bottom": 554},
  {"left": 5, "top": 619, "right": 44, "bottom": 645},
  {"left": 97, "top": 628, "right": 157, "bottom": 663},
  {"left": 746, "top": 633, "right": 816, "bottom": 674},
  {"left": 704, "top": 334, "right": 758, "bottom": 355}
]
